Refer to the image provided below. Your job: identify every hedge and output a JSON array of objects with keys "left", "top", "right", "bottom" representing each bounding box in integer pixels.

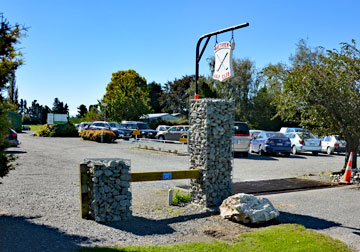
[{"left": 79, "top": 130, "right": 117, "bottom": 143}]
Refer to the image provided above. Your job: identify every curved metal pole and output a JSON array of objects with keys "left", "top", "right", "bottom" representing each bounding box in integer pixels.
[{"left": 195, "top": 22, "right": 249, "bottom": 99}]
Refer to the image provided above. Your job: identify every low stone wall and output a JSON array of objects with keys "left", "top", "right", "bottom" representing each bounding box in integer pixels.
[
  {"left": 189, "top": 99, "right": 234, "bottom": 207},
  {"left": 81, "top": 158, "right": 132, "bottom": 222}
]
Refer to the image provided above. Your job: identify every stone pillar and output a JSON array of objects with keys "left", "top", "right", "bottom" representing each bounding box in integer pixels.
[
  {"left": 82, "top": 158, "right": 132, "bottom": 222},
  {"left": 189, "top": 99, "right": 234, "bottom": 207}
]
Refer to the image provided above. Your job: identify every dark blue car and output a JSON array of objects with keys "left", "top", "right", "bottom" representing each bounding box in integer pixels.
[{"left": 250, "top": 131, "right": 291, "bottom": 156}]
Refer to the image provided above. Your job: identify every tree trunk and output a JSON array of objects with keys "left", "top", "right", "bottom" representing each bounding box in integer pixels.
[{"left": 342, "top": 137, "right": 359, "bottom": 174}]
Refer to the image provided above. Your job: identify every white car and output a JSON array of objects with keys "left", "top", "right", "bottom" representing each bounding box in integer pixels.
[
  {"left": 321, "top": 135, "right": 346, "bottom": 155},
  {"left": 233, "top": 122, "right": 251, "bottom": 157},
  {"left": 156, "top": 125, "right": 170, "bottom": 132},
  {"left": 285, "top": 131, "right": 322, "bottom": 155}
]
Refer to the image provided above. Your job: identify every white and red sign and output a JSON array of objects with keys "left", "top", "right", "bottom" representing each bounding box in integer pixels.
[{"left": 213, "top": 41, "right": 234, "bottom": 82}]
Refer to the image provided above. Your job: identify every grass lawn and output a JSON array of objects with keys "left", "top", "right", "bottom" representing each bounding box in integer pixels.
[
  {"left": 78, "top": 224, "right": 353, "bottom": 252},
  {"left": 24, "top": 124, "right": 43, "bottom": 131}
]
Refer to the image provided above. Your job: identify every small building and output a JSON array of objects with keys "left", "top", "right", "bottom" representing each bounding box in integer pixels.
[{"left": 140, "top": 113, "right": 179, "bottom": 122}]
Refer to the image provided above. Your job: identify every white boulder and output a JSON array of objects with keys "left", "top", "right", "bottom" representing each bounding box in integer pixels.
[{"left": 220, "top": 193, "right": 279, "bottom": 224}]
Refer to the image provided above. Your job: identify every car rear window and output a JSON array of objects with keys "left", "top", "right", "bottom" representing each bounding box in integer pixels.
[
  {"left": 266, "top": 132, "right": 286, "bottom": 138},
  {"left": 137, "top": 123, "right": 150, "bottom": 129},
  {"left": 234, "top": 123, "right": 249, "bottom": 136}
]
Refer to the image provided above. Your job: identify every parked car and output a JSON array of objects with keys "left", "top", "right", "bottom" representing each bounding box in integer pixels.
[
  {"left": 109, "top": 122, "right": 132, "bottom": 140},
  {"left": 156, "top": 125, "right": 170, "bottom": 132},
  {"left": 249, "top": 129, "right": 263, "bottom": 139},
  {"left": 250, "top": 131, "right": 291, "bottom": 156},
  {"left": 78, "top": 122, "right": 91, "bottom": 132},
  {"left": 88, "top": 121, "right": 111, "bottom": 131},
  {"left": 321, "top": 135, "right": 346, "bottom": 155},
  {"left": 156, "top": 125, "right": 190, "bottom": 141},
  {"left": 285, "top": 131, "right": 322, "bottom": 155},
  {"left": 121, "top": 121, "right": 157, "bottom": 138},
  {"left": 280, "top": 127, "right": 304, "bottom": 134},
  {"left": 233, "top": 122, "right": 251, "bottom": 157},
  {"left": 5, "top": 128, "right": 19, "bottom": 147}
]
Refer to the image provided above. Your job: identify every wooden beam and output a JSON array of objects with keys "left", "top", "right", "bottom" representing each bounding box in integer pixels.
[
  {"left": 79, "top": 163, "right": 92, "bottom": 219},
  {"left": 130, "top": 169, "right": 201, "bottom": 182}
]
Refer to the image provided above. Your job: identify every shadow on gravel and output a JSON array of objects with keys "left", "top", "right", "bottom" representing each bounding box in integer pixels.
[
  {"left": 105, "top": 212, "right": 212, "bottom": 236},
  {"left": 0, "top": 215, "right": 93, "bottom": 252},
  {"left": 6, "top": 150, "right": 27, "bottom": 154},
  {"left": 276, "top": 211, "right": 342, "bottom": 230}
]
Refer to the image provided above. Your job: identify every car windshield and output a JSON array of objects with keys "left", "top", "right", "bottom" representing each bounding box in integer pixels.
[
  {"left": 266, "top": 132, "right": 286, "bottom": 138},
  {"left": 109, "top": 122, "right": 117, "bottom": 128},
  {"left": 138, "top": 124, "right": 150, "bottom": 129},
  {"left": 118, "top": 124, "right": 126, "bottom": 129}
]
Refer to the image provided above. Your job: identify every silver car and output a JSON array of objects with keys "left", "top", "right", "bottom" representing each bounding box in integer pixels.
[
  {"left": 233, "top": 122, "right": 251, "bottom": 157},
  {"left": 321, "top": 135, "right": 346, "bottom": 155},
  {"left": 156, "top": 125, "right": 190, "bottom": 141},
  {"left": 285, "top": 131, "right": 322, "bottom": 155}
]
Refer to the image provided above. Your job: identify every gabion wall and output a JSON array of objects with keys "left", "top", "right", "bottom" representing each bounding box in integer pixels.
[
  {"left": 82, "top": 159, "right": 132, "bottom": 222},
  {"left": 189, "top": 99, "right": 234, "bottom": 207}
]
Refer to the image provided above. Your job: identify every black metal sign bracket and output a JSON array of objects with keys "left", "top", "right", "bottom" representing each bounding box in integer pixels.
[{"left": 194, "top": 22, "right": 249, "bottom": 99}]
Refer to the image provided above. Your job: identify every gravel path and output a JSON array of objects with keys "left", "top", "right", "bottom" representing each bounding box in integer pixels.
[
  {"left": 0, "top": 132, "right": 358, "bottom": 251},
  {"left": 0, "top": 133, "right": 251, "bottom": 252}
]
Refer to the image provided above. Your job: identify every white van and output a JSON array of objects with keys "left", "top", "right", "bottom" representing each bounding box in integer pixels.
[{"left": 233, "top": 122, "right": 251, "bottom": 157}]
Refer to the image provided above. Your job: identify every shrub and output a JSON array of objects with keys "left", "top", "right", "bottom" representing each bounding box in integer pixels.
[
  {"left": 172, "top": 190, "right": 191, "bottom": 206},
  {"left": 79, "top": 130, "right": 116, "bottom": 143},
  {"left": 36, "top": 123, "right": 78, "bottom": 137}
]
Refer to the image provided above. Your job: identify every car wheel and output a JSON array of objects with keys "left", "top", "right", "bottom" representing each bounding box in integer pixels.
[
  {"left": 312, "top": 151, "right": 319, "bottom": 156},
  {"left": 158, "top": 135, "right": 165, "bottom": 141},
  {"left": 292, "top": 146, "right": 297, "bottom": 155},
  {"left": 327, "top": 147, "right": 333, "bottom": 155},
  {"left": 259, "top": 146, "right": 265, "bottom": 156}
]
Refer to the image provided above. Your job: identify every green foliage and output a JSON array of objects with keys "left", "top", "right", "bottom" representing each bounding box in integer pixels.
[
  {"left": 0, "top": 102, "right": 15, "bottom": 179},
  {"left": 172, "top": 190, "right": 190, "bottom": 206},
  {"left": 0, "top": 15, "right": 26, "bottom": 179},
  {"left": 77, "top": 104, "right": 88, "bottom": 118},
  {"left": 264, "top": 39, "right": 360, "bottom": 167},
  {"left": 102, "top": 70, "right": 151, "bottom": 122},
  {"left": 78, "top": 224, "right": 352, "bottom": 252},
  {"left": 160, "top": 75, "right": 215, "bottom": 117},
  {"left": 52, "top": 97, "right": 69, "bottom": 114},
  {"left": 79, "top": 130, "right": 116, "bottom": 143},
  {"left": 148, "top": 81, "right": 163, "bottom": 113},
  {"left": 208, "top": 58, "right": 260, "bottom": 122},
  {"left": 7, "top": 111, "right": 22, "bottom": 132},
  {"left": 84, "top": 106, "right": 103, "bottom": 122},
  {"left": 27, "top": 100, "right": 50, "bottom": 124},
  {"left": 36, "top": 123, "right": 78, "bottom": 137}
]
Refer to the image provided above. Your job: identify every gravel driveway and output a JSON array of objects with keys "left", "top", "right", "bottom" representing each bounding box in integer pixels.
[{"left": 0, "top": 132, "right": 359, "bottom": 251}]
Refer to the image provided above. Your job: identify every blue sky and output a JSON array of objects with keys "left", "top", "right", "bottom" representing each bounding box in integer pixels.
[{"left": 2, "top": 0, "right": 360, "bottom": 116}]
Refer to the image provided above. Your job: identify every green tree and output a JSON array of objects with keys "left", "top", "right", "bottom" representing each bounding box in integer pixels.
[
  {"left": 208, "top": 57, "right": 260, "bottom": 123},
  {"left": 77, "top": 104, "right": 88, "bottom": 118},
  {"left": 101, "top": 70, "right": 151, "bottom": 122},
  {"left": 0, "top": 15, "right": 26, "bottom": 179},
  {"left": 52, "top": 97, "right": 69, "bottom": 114},
  {"left": 160, "top": 75, "right": 215, "bottom": 116},
  {"left": 148, "top": 81, "right": 163, "bottom": 113},
  {"left": 84, "top": 106, "right": 102, "bottom": 122},
  {"left": 265, "top": 40, "right": 360, "bottom": 170}
]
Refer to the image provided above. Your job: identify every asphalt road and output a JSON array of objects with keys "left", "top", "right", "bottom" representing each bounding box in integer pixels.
[{"left": 0, "top": 132, "right": 359, "bottom": 251}]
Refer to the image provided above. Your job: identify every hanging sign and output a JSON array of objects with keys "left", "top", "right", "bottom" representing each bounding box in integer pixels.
[{"left": 213, "top": 41, "right": 235, "bottom": 82}]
